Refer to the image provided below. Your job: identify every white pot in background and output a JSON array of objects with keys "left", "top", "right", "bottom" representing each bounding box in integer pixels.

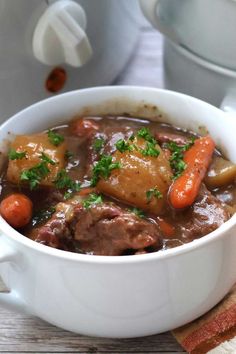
[
  {"left": 0, "top": 0, "right": 141, "bottom": 122},
  {"left": 140, "top": 0, "right": 236, "bottom": 70},
  {"left": 163, "top": 39, "right": 236, "bottom": 109}
]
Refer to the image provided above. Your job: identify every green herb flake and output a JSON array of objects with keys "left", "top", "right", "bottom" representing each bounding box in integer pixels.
[
  {"left": 115, "top": 139, "right": 134, "bottom": 153},
  {"left": 140, "top": 141, "right": 160, "bottom": 157},
  {"left": 8, "top": 149, "right": 27, "bottom": 160},
  {"left": 65, "top": 150, "right": 74, "bottom": 159},
  {"left": 63, "top": 191, "right": 74, "bottom": 200},
  {"left": 136, "top": 127, "right": 160, "bottom": 157},
  {"left": 90, "top": 155, "right": 121, "bottom": 187},
  {"left": 146, "top": 188, "right": 163, "bottom": 203},
  {"left": 83, "top": 193, "right": 103, "bottom": 209},
  {"left": 20, "top": 151, "right": 59, "bottom": 190},
  {"left": 20, "top": 161, "right": 50, "bottom": 190},
  {"left": 53, "top": 169, "right": 72, "bottom": 189},
  {"left": 40, "top": 152, "right": 56, "bottom": 165},
  {"left": 167, "top": 139, "right": 194, "bottom": 179},
  {"left": 93, "top": 138, "right": 105, "bottom": 153},
  {"left": 137, "top": 127, "right": 156, "bottom": 144},
  {"left": 32, "top": 206, "right": 56, "bottom": 226},
  {"left": 53, "top": 169, "right": 81, "bottom": 199},
  {"left": 20, "top": 169, "right": 40, "bottom": 190},
  {"left": 130, "top": 207, "right": 145, "bottom": 218},
  {"left": 129, "top": 134, "right": 135, "bottom": 141},
  {"left": 47, "top": 129, "right": 64, "bottom": 146}
]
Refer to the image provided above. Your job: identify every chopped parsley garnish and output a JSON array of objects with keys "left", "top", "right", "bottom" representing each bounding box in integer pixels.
[
  {"left": 47, "top": 129, "right": 64, "bottom": 146},
  {"left": 65, "top": 150, "right": 74, "bottom": 159},
  {"left": 146, "top": 188, "right": 163, "bottom": 203},
  {"left": 83, "top": 193, "right": 103, "bottom": 209},
  {"left": 63, "top": 190, "right": 74, "bottom": 200},
  {"left": 137, "top": 127, "right": 156, "bottom": 144},
  {"left": 8, "top": 149, "right": 26, "bottom": 160},
  {"left": 90, "top": 155, "right": 121, "bottom": 187},
  {"left": 20, "top": 152, "right": 58, "bottom": 189},
  {"left": 129, "top": 134, "right": 135, "bottom": 141},
  {"left": 93, "top": 138, "right": 105, "bottom": 152},
  {"left": 53, "top": 169, "right": 73, "bottom": 189},
  {"left": 167, "top": 139, "right": 194, "bottom": 179},
  {"left": 20, "top": 162, "right": 50, "bottom": 190},
  {"left": 130, "top": 207, "right": 145, "bottom": 218},
  {"left": 115, "top": 139, "right": 133, "bottom": 153},
  {"left": 136, "top": 127, "right": 160, "bottom": 157},
  {"left": 32, "top": 207, "right": 56, "bottom": 226},
  {"left": 139, "top": 141, "right": 160, "bottom": 157},
  {"left": 40, "top": 152, "right": 56, "bottom": 165},
  {"left": 115, "top": 129, "right": 160, "bottom": 158},
  {"left": 53, "top": 169, "right": 80, "bottom": 199}
]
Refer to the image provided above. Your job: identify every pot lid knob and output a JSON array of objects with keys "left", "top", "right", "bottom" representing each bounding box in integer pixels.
[{"left": 32, "top": 0, "right": 92, "bottom": 67}]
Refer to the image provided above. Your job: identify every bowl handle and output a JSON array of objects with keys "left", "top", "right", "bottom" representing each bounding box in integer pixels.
[
  {"left": 139, "top": 0, "right": 179, "bottom": 43},
  {"left": 0, "top": 237, "right": 26, "bottom": 313}
]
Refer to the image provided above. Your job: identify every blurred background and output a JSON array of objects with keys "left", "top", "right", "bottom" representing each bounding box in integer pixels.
[
  {"left": 0, "top": 0, "right": 162, "bottom": 123},
  {"left": 1, "top": 0, "right": 236, "bottom": 120}
]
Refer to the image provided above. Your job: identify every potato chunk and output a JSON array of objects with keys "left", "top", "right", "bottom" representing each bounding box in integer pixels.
[
  {"left": 205, "top": 156, "right": 236, "bottom": 188},
  {"left": 97, "top": 137, "right": 173, "bottom": 215},
  {"left": 7, "top": 134, "right": 66, "bottom": 187}
]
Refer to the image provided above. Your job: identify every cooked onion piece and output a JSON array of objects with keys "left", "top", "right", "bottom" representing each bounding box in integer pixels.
[{"left": 205, "top": 156, "right": 236, "bottom": 188}]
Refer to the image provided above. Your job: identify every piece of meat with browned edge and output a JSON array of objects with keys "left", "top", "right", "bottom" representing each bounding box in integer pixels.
[
  {"left": 72, "top": 203, "right": 161, "bottom": 255},
  {"left": 172, "top": 184, "right": 230, "bottom": 243},
  {"left": 29, "top": 201, "right": 161, "bottom": 256},
  {"left": 28, "top": 185, "right": 228, "bottom": 255},
  {"left": 30, "top": 215, "right": 72, "bottom": 250},
  {"left": 70, "top": 118, "right": 99, "bottom": 138},
  {"left": 155, "top": 131, "right": 190, "bottom": 146}
]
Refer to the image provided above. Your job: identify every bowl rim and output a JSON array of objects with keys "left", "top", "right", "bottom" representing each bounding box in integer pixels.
[{"left": 1, "top": 85, "right": 236, "bottom": 264}]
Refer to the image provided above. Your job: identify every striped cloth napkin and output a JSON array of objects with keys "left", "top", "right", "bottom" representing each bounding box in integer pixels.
[{"left": 172, "top": 284, "right": 236, "bottom": 353}]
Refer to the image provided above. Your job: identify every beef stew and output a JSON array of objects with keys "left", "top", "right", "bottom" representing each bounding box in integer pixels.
[{"left": 0, "top": 115, "right": 235, "bottom": 256}]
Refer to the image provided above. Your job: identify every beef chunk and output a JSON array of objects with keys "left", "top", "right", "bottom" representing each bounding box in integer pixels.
[
  {"left": 155, "top": 131, "right": 190, "bottom": 146},
  {"left": 29, "top": 202, "right": 161, "bottom": 255},
  {"left": 28, "top": 185, "right": 230, "bottom": 255},
  {"left": 30, "top": 215, "right": 72, "bottom": 250},
  {"left": 70, "top": 118, "right": 99, "bottom": 138},
  {"left": 73, "top": 203, "right": 161, "bottom": 255},
  {"left": 173, "top": 184, "right": 230, "bottom": 242}
]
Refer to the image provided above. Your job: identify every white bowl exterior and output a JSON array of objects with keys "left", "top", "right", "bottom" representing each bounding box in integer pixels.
[{"left": 0, "top": 87, "right": 236, "bottom": 337}]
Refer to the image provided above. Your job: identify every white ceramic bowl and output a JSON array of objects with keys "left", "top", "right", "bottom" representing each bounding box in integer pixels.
[{"left": 0, "top": 86, "right": 236, "bottom": 338}]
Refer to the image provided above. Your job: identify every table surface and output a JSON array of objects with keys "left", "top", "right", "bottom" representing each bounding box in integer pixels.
[{"left": 0, "top": 24, "right": 186, "bottom": 354}]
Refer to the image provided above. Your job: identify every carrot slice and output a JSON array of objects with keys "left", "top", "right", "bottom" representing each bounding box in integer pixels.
[
  {"left": 79, "top": 187, "right": 96, "bottom": 196},
  {"left": 0, "top": 193, "right": 33, "bottom": 228},
  {"left": 169, "top": 136, "right": 215, "bottom": 209}
]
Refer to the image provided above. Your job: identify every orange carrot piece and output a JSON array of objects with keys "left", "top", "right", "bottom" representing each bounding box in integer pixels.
[
  {"left": 169, "top": 136, "right": 215, "bottom": 209},
  {"left": 0, "top": 193, "right": 33, "bottom": 228},
  {"left": 157, "top": 217, "right": 175, "bottom": 237},
  {"left": 79, "top": 187, "right": 96, "bottom": 196}
]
